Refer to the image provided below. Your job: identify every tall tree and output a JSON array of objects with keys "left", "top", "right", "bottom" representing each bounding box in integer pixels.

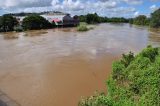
[
  {"left": 133, "top": 15, "right": 149, "bottom": 25},
  {"left": 150, "top": 8, "right": 160, "bottom": 28},
  {"left": 86, "top": 13, "right": 100, "bottom": 24}
]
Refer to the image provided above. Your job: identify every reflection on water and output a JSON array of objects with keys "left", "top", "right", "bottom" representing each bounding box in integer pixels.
[
  {"left": 0, "top": 23, "right": 159, "bottom": 106},
  {"left": 2, "top": 32, "right": 19, "bottom": 40},
  {"left": 24, "top": 30, "right": 48, "bottom": 37}
]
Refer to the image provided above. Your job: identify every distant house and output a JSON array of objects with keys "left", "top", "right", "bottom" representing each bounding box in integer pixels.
[
  {"left": 63, "top": 14, "right": 80, "bottom": 26},
  {"left": 41, "top": 14, "right": 64, "bottom": 26},
  {"left": 41, "top": 14, "right": 79, "bottom": 26}
]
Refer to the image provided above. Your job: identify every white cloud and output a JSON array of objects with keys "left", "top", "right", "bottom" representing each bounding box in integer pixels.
[
  {"left": 134, "top": 11, "right": 139, "bottom": 17},
  {"left": 0, "top": 0, "right": 52, "bottom": 9},
  {"left": 150, "top": 5, "right": 158, "bottom": 11},
  {"left": 123, "top": 0, "right": 143, "bottom": 5},
  {"left": 0, "top": 0, "right": 143, "bottom": 17}
]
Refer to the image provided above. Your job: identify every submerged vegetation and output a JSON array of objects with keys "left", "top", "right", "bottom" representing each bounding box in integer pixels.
[
  {"left": 79, "top": 46, "right": 160, "bottom": 106},
  {"left": 77, "top": 23, "right": 90, "bottom": 31},
  {"left": 0, "top": 14, "right": 18, "bottom": 32},
  {"left": 22, "top": 14, "right": 52, "bottom": 30},
  {"left": 77, "top": 24, "right": 89, "bottom": 32}
]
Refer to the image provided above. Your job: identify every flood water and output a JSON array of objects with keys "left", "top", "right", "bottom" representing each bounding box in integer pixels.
[{"left": 0, "top": 23, "right": 159, "bottom": 106}]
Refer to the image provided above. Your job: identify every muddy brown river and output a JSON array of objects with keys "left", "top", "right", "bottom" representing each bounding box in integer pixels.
[{"left": 0, "top": 23, "right": 159, "bottom": 106}]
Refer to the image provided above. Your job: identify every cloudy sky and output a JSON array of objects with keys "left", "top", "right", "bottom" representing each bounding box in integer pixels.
[{"left": 0, "top": 0, "right": 159, "bottom": 17}]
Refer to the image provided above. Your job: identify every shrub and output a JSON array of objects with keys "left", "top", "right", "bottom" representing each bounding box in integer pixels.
[
  {"left": 79, "top": 46, "right": 160, "bottom": 106},
  {"left": 133, "top": 15, "right": 149, "bottom": 26},
  {"left": 77, "top": 24, "right": 89, "bottom": 31}
]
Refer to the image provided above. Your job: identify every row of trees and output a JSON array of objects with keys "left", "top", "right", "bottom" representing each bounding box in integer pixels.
[
  {"left": 79, "top": 13, "right": 129, "bottom": 24},
  {"left": 79, "top": 46, "right": 160, "bottom": 106},
  {"left": 79, "top": 8, "right": 160, "bottom": 28}
]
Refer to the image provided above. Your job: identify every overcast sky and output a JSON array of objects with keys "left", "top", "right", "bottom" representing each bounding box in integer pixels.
[{"left": 0, "top": 0, "right": 159, "bottom": 17}]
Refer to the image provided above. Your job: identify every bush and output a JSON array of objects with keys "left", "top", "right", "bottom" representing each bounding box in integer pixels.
[
  {"left": 77, "top": 23, "right": 89, "bottom": 31},
  {"left": 79, "top": 46, "right": 160, "bottom": 106},
  {"left": 133, "top": 15, "right": 149, "bottom": 26}
]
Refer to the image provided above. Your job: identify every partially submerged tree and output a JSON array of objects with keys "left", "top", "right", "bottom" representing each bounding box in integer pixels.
[
  {"left": 22, "top": 14, "right": 52, "bottom": 30},
  {"left": 0, "top": 14, "right": 18, "bottom": 32}
]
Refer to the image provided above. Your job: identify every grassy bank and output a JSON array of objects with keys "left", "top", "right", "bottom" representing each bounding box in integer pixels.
[{"left": 79, "top": 46, "right": 160, "bottom": 106}]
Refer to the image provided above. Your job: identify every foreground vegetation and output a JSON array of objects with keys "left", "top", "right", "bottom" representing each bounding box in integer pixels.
[{"left": 79, "top": 46, "right": 160, "bottom": 106}]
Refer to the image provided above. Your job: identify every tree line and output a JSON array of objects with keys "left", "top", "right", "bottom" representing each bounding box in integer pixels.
[
  {"left": 79, "top": 13, "right": 129, "bottom": 24},
  {"left": 0, "top": 14, "right": 53, "bottom": 32},
  {"left": 79, "top": 8, "right": 160, "bottom": 28}
]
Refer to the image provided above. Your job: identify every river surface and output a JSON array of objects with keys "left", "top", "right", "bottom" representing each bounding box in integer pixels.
[{"left": 0, "top": 23, "right": 159, "bottom": 106}]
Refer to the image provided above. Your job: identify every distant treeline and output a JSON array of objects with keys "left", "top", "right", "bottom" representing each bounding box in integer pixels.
[
  {"left": 79, "top": 13, "right": 129, "bottom": 24},
  {"left": 79, "top": 8, "right": 160, "bottom": 28},
  {"left": 79, "top": 9, "right": 160, "bottom": 28}
]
